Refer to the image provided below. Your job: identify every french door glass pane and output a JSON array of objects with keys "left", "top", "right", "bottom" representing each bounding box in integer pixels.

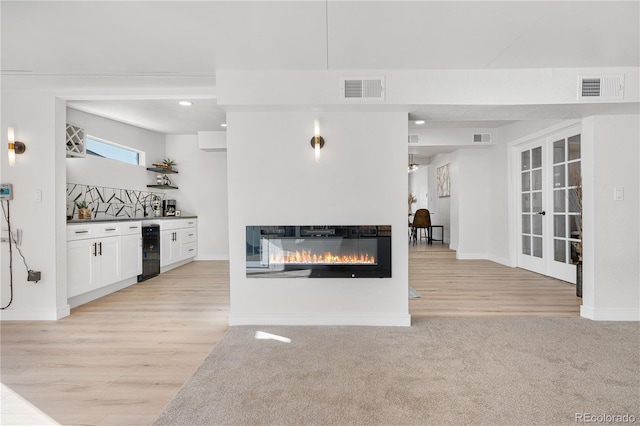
[
  {"left": 568, "top": 161, "right": 581, "bottom": 186},
  {"left": 532, "top": 170, "right": 542, "bottom": 190},
  {"left": 532, "top": 192, "right": 542, "bottom": 212},
  {"left": 522, "top": 214, "right": 531, "bottom": 234},
  {"left": 553, "top": 165, "right": 565, "bottom": 188},
  {"left": 522, "top": 172, "right": 531, "bottom": 191},
  {"left": 554, "top": 189, "right": 566, "bottom": 212},
  {"left": 532, "top": 237, "right": 543, "bottom": 258},
  {"left": 532, "top": 147, "right": 542, "bottom": 168},
  {"left": 553, "top": 139, "right": 565, "bottom": 164},
  {"left": 554, "top": 215, "right": 566, "bottom": 238},
  {"left": 522, "top": 235, "right": 531, "bottom": 255},
  {"left": 554, "top": 239, "right": 566, "bottom": 262},
  {"left": 521, "top": 151, "right": 530, "bottom": 171},
  {"left": 522, "top": 193, "right": 531, "bottom": 212},
  {"left": 532, "top": 215, "right": 543, "bottom": 235},
  {"left": 568, "top": 135, "right": 581, "bottom": 160}
]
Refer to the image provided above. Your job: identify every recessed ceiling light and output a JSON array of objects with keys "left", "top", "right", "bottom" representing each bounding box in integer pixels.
[
  {"left": 415, "top": 120, "right": 425, "bottom": 125},
  {"left": 220, "top": 123, "right": 227, "bottom": 128},
  {"left": 179, "top": 101, "right": 192, "bottom": 106}
]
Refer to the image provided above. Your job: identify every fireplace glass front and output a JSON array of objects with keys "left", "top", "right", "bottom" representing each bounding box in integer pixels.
[{"left": 246, "top": 225, "right": 391, "bottom": 278}]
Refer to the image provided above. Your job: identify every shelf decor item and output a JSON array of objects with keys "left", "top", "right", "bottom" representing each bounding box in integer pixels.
[
  {"left": 76, "top": 201, "right": 91, "bottom": 220},
  {"left": 159, "top": 158, "right": 177, "bottom": 170}
]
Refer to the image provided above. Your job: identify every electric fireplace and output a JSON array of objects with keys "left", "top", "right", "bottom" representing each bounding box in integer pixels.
[{"left": 246, "top": 225, "right": 391, "bottom": 278}]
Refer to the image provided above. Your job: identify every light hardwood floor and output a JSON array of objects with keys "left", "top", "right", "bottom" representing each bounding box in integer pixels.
[
  {"left": 1, "top": 247, "right": 580, "bottom": 425},
  {"left": 409, "top": 243, "right": 581, "bottom": 317}
]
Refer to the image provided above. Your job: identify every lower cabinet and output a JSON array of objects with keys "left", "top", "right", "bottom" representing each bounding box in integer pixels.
[
  {"left": 121, "top": 230, "right": 142, "bottom": 280},
  {"left": 67, "top": 222, "right": 141, "bottom": 299},
  {"left": 67, "top": 235, "right": 121, "bottom": 298},
  {"left": 160, "top": 219, "right": 198, "bottom": 268}
]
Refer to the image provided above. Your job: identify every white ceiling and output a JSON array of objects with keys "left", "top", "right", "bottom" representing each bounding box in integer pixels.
[{"left": 2, "top": 1, "right": 639, "bottom": 136}]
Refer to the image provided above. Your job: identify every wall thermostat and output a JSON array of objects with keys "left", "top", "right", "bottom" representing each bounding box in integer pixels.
[{"left": 0, "top": 183, "right": 13, "bottom": 200}]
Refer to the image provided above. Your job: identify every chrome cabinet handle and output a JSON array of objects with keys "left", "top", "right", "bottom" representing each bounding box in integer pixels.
[
  {"left": 75, "top": 230, "right": 89, "bottom": 234},
  {"left": 93, "top": 242, "right": 97, "bottom": 256},
  {"left": 99, "top": 242, "right": 102, "bottom": 255}
]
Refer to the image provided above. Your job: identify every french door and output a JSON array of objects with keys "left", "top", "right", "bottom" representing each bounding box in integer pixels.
[{"left": 517, "top": 127, "right": 581, "bottom": 283}]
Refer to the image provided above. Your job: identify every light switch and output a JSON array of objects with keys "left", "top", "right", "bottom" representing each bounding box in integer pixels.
[
  {"left": 614, "top": 187, "right": 624, "bottom": 201},
  {"left": 34, "top": 190, "right": 42, "bottom": 203}
]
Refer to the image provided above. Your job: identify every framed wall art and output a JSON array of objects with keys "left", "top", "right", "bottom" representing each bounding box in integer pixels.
[{"left": 437, "top": 163, "right": 450, "bottom": 197}]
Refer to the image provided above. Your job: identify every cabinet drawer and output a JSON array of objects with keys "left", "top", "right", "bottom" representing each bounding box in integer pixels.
[
  {"left": 182, "top": 229, "right": 197, "bottom": 243},
  {"left": 96, "top": 224, "right": 121, "bottom": 237},
  {"left": 183, "top": 241, "right": 197, "bottom": 257},
  {"left": 67, "top": 225, "right": 97, "bottom": 241},
  {"left": 121, "top": 222, "right": 142, "bottom": 235},
  {"left": 159, "top": 220, "right": 184, "bottom": 231}
]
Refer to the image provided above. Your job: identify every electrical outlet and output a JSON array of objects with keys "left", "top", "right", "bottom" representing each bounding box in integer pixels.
[{"left": 27, "top": 270, "right": 41, "bottom": 283}]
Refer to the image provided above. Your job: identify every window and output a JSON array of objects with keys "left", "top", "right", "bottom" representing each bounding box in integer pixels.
[{"left": 86, "top": 136, "right": 142, "bottom": 166}]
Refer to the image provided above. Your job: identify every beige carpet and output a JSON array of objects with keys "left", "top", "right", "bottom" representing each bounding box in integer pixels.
[{"left": 153, "top": 318, "right": 639, "bottom": 426}]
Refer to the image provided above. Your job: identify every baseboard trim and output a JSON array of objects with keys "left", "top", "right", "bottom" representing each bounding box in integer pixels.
[
  {"left": 1, "top": 307, "right": 64, "bottom": 321},
  {"left": 229, "top": 313, "right": 411, "bottom": 327},
  {"left": 456, "top": 252, "right": 487, "bottom": 260},
  {"left": 68, "top": 277, "right": 138, "bottom": 309},
  {"left": 161, "top": 257, "right": 194, "bottom": 273},
  {"left": 194, "top": 255, "right": 229, "bottom": 261},
  {"left": 487, "top": 254, "right": 514, "bottom": 267},
  {"left": 582, "top": 306, "right": 639, "bottom": 321}
]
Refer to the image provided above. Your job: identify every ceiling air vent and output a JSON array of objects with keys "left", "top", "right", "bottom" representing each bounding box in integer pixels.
[
  {"left": 408, "top": 134, "right": 420, "bottom": 144},
  {"left": 578, "top": 74, "right": 624, "bottom": 100},
  {"left": 473, "top": 134, "right": 491, "bottom": 143},
  {"left": 340, "top": 77, "right": 385, "bottom": 101}
]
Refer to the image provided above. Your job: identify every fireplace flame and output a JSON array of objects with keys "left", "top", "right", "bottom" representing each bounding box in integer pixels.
[{"left": 270, "top": 250, "right": 376, "bottom": 265}]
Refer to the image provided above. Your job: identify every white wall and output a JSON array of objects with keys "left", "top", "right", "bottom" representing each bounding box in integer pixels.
[
  {"left": 408, "top": 165, "right": 428, "bottom": 212},
  {"left": 226, "top": 111, "right": 410, "bottom": 326},
  {"left": 427, "top": 154, "right": 454, "bottom": 245},
  {"left": 581, "top": 114, "right": 640, "bottom": 321},
  {"left": 165, "top": 135, "right": 229, "bottom": 260},
  {"left": 1, "top": 90, "right": 68, "bottom": 319},
  {"left": 66, "top": 108, "right": 165, "bottom": 191}
]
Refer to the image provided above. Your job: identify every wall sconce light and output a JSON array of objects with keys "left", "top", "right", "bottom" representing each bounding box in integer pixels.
[
  {"left": 310, "top": 120, "right": 325, "bottom": 162},
  {"left": 7, "top": 127, "right": 26, "bottom": 166}
]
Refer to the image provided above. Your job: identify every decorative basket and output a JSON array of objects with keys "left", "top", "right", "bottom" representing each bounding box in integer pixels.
[{"left": 78, "top": 208, "right": 92, "bottom": 220}]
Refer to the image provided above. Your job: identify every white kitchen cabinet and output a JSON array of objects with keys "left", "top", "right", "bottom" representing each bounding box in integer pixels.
[
  {"left": 161, "top": 228, "right": 182, "bottom": 267},
  {"left": 67, "top": 235, "right": 121, "bottom": 298},
  {"left": 160, "top": 219, "right": 197, "bottom": 268},
  {"left": 121, "top": 222, "right": 142, "bottom": 280},
  {"left": 67, "top": 223, "right": 124, "bottom": 298}
]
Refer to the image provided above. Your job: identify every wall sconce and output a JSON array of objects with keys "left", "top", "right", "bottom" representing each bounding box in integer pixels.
[
  {"left": 310, "top": 120, "right": 325, "bottom": 162},
  {"left": 7, "top": 127, "right": 26, "bottom": 166}
]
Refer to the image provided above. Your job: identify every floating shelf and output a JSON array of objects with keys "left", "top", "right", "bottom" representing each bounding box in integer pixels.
[
  {"left": 147, "top": 167, "right": 178, "bottom": 174},
  {"left": 147, "top": 185, "right": 179, "bottom": 190}
]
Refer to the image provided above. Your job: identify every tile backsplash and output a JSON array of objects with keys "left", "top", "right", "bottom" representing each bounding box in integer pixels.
[{"left": 67, "top": 183, "right": 166, "bottom": 220}]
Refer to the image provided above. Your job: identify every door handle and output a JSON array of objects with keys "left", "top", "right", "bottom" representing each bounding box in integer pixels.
[
  {"left": 93, "top": 242, "right": 97, "bottom": 256},
  {"left": 99, "top": 242, "right": 103, "bottom": 255},
  {"left": 535, "top": 211, "right": 546, "bottom": 216}
]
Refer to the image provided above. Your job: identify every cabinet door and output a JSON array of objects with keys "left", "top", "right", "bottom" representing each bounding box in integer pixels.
[
  {"left": 170, "top": 231, "right": 182, "bottom": 262},
  {"left": 67, "top": 239, "right": 96, "bottom": 298},
  {"left": 160, "top": 230, "right": 172, "bottom": 267},
  {"left": 121, "top": 234, "right": 142, "bottom": 279},
  {"left": 98, "top": 236, "right": 121, "bottom": 287}
]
